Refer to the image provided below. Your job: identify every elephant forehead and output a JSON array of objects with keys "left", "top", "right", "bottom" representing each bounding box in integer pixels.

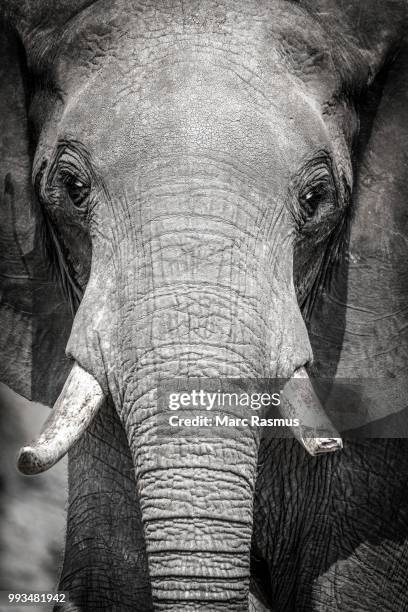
[
  {"left": 54, "top": 0, "right": 332, "bottom": 79},
  {"left": 57, "top": 53, "right": 330, "bottom": 184},
  {"left": 46, "top": 1, "right": 336, "bottom": 170}
]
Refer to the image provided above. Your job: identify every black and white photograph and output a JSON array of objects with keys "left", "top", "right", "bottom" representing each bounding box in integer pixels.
[{"left": 1, "top": 1, "right": 408, "bottom": 610}]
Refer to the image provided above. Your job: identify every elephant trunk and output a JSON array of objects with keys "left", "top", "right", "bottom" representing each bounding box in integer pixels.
[
  {"left": 120, "top": 295, "right": 265, "bottom": 608},
  {"left": 131, "top": 394, "right": 259, "bottom": 609},
  {"left": 112, "top": 196, "right": 278, "bottom": 606}
]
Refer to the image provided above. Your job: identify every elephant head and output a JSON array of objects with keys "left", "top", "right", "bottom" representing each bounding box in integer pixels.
[{"left": 1, "top": 1, "right": 407, "bottom": 609}]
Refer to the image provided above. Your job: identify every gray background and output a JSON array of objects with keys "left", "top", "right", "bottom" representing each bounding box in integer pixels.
[{"left": 0, "top": 385, "right": 66, "bottom": 609}]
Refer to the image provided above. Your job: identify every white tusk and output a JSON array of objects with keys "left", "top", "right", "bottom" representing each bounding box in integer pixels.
[
  {"left": 280, "top": 366, "right": 343, "bottom": 456},
  {"left": 17, "top": 363, "right": 105, "bottom": 475}
]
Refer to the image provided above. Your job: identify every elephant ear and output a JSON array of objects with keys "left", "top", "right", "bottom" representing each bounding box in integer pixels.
[
  {"left": 309, "top": 41, "right": 408, "bottom": 431},
  {"left": 0, "top": 20, "right": 72, "bottom": 406}
]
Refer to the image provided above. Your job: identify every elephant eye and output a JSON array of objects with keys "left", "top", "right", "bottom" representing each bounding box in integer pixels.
[
  {"left": 295, "top": 152, "right": 339, "bottom": 227},
  {"left": 297, "top": 161, "right": 337, "bottom": 225},
  {"left": 299, "top": 180, "right": 334, "bottom": 217},
  {"left": 61, "top": 173, "right": 90, "bottom": 209}
]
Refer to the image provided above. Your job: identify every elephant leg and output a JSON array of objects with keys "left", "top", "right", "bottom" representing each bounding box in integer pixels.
[
  {"left": 56, "top": 399, "right": 152, "bottom": 611},
  {"left": 252, "top": 438, "right": 408, "bottom": 612},
  {"left": 300, "top": 439, "right": 408, "bottom": 612}
]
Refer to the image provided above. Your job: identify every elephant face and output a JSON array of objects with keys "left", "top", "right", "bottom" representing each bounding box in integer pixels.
[
  {"left": 2, "top": 1, "right": 408, "bottom": 609},
  {"left": 33, "top": 3, "right": 351, "bottom": 393}
]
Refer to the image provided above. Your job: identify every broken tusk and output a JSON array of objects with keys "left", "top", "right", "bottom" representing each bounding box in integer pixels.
[
  {"left": 280, "top": 366, "right": 343, "bottom": 456},
  {"left": 299, "top": 436, "right": 343, "bottom": 456},
  {"left": 17, "top": 363, "right": 105, "bottom": 475}
]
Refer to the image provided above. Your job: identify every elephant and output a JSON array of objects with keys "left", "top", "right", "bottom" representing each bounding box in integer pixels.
[{"left": 1, "top": 0, "right": 408, "bottom": 610}]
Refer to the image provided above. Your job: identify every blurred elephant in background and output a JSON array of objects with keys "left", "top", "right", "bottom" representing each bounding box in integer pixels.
[{"left": 1, "top": 1, "right": 408, "bottom": 610}]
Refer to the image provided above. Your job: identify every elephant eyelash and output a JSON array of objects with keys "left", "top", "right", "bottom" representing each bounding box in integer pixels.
[
  {"left": 293, "top": 152, "right": 339, "bottom": 228},
  {"left": 34, "top": 161, "right": 85, "bottom": 315},
  {"left": 42, "top": 214, "right": 84, "bottom": 314},
  {"left": 297, "top": 176, "right": 351, "bottom": 320},
  {"left": 293, "top": 154, "right": 351, "bottom": 316},
  {"left": 300, "top": 209, "right": 350, "bottom": 321},
  {"left": 59, "top": 170, "right": 91, "bottom": 211},
  {"left": 299, "top": 178, "right": 336, "bottom": 219},
  {"left": 46, "top": 140, "right": 94, "bottom": 210}
]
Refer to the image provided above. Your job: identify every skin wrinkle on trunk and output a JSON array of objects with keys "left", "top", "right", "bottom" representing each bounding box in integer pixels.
[{"left": 128, "top": 392, "right": 259, "bottom": 608}]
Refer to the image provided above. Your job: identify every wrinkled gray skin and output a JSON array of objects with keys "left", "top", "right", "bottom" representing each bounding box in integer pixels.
[{"left": 1, "top": 1, "right": 408, "bottom": 610}]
